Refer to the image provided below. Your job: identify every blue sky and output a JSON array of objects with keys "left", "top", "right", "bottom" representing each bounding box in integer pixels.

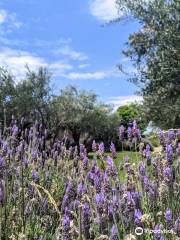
[{"left": 0, "top": 0, "right": 142, "bottom": 107}]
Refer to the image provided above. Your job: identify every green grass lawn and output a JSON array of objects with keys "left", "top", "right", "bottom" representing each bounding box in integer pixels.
[{"left": 88, "top": 151, "right": 141, "bottom": 181}]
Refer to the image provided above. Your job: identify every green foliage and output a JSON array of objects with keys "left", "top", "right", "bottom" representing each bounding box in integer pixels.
[
  {"left": 0, "top": 68, "right": 16, "bottom": 127},
  {"left": 147, "top": 133, "right": 160, "bottom": 147},
  {"left": 116, "top": 0, "right": 180, "bottom": 129},
  {"left": 117, "top": 102, "right": 148, "bottom": 131},
  {"left": 0, "top": 67, "right": 120, "bottom": 145},
  {"left": 0, "top": 67, "right": 53, "bottom": 129},
  {"left": 53, "top": 85, "right": 119, "bottom": 145},
  {"left": 15, "top": 67, "right": 53, "bottom": 125}
]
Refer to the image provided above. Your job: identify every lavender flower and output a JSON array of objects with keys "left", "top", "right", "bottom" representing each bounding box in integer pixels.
[
  {"left": 163, "top": 166, "right": 172, "bottom": 183},
  {"left": 77, "top": 182, "right": 86, "bottom": 196},
  {"left": 62, "top": 214, "right": 71, "bottom": 240},
  {"left": 145, "top": 144, "right": 151, "bottom": 165},
  {"left": 153, "top": 224, "right": 164, "bottom": 240},
  {"left": 0, "top": 156, "right": 5, "bottom": 168},
  {"left": 92, "top": 140, "right": 97, "bottom": 152},
  {"left": 110, "top": 142, "right": 117, "bottom": 158},
  {"left": 83, "top": 156, "right": 89, "bottom": 169},
  {"left": 82, "top": 202, "right": 91, "bottom": 239},
  {"left": 98, "top": 142, "right": 105, "bottom": 156},
  {"left": 176, "top": 143, "right": 180, "bottom": 157},
  {"left": 139, "top": 162, "right": 145, "bottom": 176},
  {"left": 134, "top": 209, "right": 142, "bottom": 226},
  {"left": 11, "top": 124, "right": 18, "bottom": 137},
  {"left": 110, "top": 225, "right": 118, "bottom": 240},
  {"left": 124, "top": 155, "right": 129, "bottom": 162},
  {"left": 95, "top": 190, "right": 105, "bottom": 213},
  {"left": 127, "top": 127, "right": 133, "bottom": 141},
  {"left": 174, "top": 216, "right": 180, "bottom": 235},
  {"left": 159, "top": 130, "right": 165, "bottom": 145},
  {"left": 168, "top": 129, "right": 175, "bottom": 141},
  {"left": 32, "top": 170, "right": 40, "bottom": 183},
  {"left": 106, "top": 156, "right": 118, "bottom": 177},
  {"left": 80, "top": 144, "right": 86, "bottom": 158},
  {"left": 119, "top": 125, "right": 125, "bottom": 142},
  {"left": 165, "top": 144, "right": 173, "bottom": 165},
  {"left": 132, "top": 120, "right": 141, "bottom": 141},
  {"left": 165, "top": 208, "right": 172, "bottom": 222}
]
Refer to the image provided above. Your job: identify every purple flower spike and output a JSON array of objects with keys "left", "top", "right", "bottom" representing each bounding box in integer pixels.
[
  {"left": 163, "top": 166, "right": 172, "bottom": 183},
  {"left": 92, "top": 140, "right": 97, "bottom": 152},
  {"left": 83, "top": 156, "right": 89, "bottom": 169},
  {"left": 176, "top": 143, "right": 180, "bottom": 157},
  {"left": 134, "top": 209, "right": 142, "bottom": 226},
  {"left": 98, "top": 142, "right": 105, "bottom": 155},
  {"left": 124, "top": 155, "right": 129, "bottom": 162},
  {"left": 159, "top": 130, "right": 165, "bottom": 145},
  {"left": 174, "top": 216, "right": 180, "bottom": 235},
  {"left": 82, "top": 202, "right": 91, "bottom": 239},
  {"left": 165, "top": 144, "right": 173, "bottom": 165},
  {"left": 139, "top": 162, "right": 145, "bottom": 176},
  {"left": 32, "top": 170, "right": 40, "bottom": 183},
  {"left": 119, "top": 125, "right": 125, "bottom": 142},
  {"left": 62, "top": 214, "right": 71, "bottom": 239},
  {"left": 165, "top": 208, "right": 172, "bottom": 222},
  {"left": 128, "top": 127, "right": 133, "bottom": 141},
  {"left": 110, "top": 142, "right": 117, "bottom": 158},
  {"left": 168, "top": 129, "right": 175, "bottom": 141},
  {"left": 110, "top": 224, "right": 118, "bottom": 240},
  {"left": 0, "top": 157, "right": 5, "bottom": 168}
]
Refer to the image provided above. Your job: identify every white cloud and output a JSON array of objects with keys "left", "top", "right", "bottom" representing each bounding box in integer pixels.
[
  {"left": 61, "top": 71, "right": 108, "bottom": 80},
  {"left": 90, "top": 0, "right": 119, "bottom": 22},
  {"left": 90, "top": 0, "right": 153, "bottom": 22},
  {"left": 0, "top": 9, "right": 7, "bottom": 24},
  {"left": 53, "top": 45, "right": 88, "bottom": 61},
  {"left": 60, "top": 67, "right": 123, "bottom": 80},
  {"left": 0, "top": 9, "right": 22, "bottom": 30},
  {"left": 108, "top": 95, "right": 143, "bottom": 109},
  {"left": 0, "top": 47, "right": 118, "bottom": 81},
  {"left": 78, "top": 64, "right": 90, "bottom": 69},
  {"left": 50, "top": 61, "right": 73, "bottom": 70},
  {"left": 58, "top": 37, "right": 72, "bottom": 44},
  {"left": 0, "top": 47, "right": 74, "bottom": 80},
  {"left": 49, "top": 61, "right": 74, "bottom": 77},
  {"left": 0, "top": 48, "right": 47, "bottom": 79}
]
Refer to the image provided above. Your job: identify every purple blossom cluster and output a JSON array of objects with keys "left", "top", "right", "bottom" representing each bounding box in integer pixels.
[{"left": 0, "top": 117, "right": 179, "bottom": 239}]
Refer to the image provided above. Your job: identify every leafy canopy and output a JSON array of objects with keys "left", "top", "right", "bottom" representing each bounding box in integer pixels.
[{"left": 116, "top": 0, "right": 180, "bottom": 129}]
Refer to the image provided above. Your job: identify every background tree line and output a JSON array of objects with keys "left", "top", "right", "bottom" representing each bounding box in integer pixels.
[{"left": 0, "top": 66, "right": 147, "bottom": 148}]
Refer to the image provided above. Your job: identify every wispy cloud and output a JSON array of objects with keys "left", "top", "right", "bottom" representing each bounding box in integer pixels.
[
  {"left": 0, "top": 47, "right": 47, "bottom": 79},
  {"left": 50, "top": 61, "right": 74, "bottom": 77},
  {"left": 0, "top": 47, "right": 121, "bottom": 82},
  {"left": 61, "top": 71, "right": 108, "bottom": 80},
  {"left": 60, "top": 68, "right": 122, "bottom": 80},
  {"left": 53, "top": 45, "right": 88, "bottom": 61},
  {"left": 90, "top": 0, "right": 119, "bottom": 22},
  {"left": 108, "top": 95, "right": 143, "bottom": 109},
  {"left": 0, "top": 47, "right": 74, "bottom": 80},
  {"left": 0, "top": 9, "right": 7, "bottom": 24},
  {"left": 0, "top": 9, "right": 22, "bottom": 33},
  {"left": 78, "top": 64, "right": 90, "bottom": 69}
]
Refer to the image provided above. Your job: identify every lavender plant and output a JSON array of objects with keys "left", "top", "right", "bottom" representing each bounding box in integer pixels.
[{"left": 0, "top": 118, "right": 179, "bottom": 240}]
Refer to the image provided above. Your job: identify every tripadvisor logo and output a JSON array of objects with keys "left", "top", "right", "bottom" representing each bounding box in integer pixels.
[
  {"left": 135, "top": 227, "right": 174, "bottom": 236},
  {"left": 135, "top": 227, "right": 144, "bottom": 236}
]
